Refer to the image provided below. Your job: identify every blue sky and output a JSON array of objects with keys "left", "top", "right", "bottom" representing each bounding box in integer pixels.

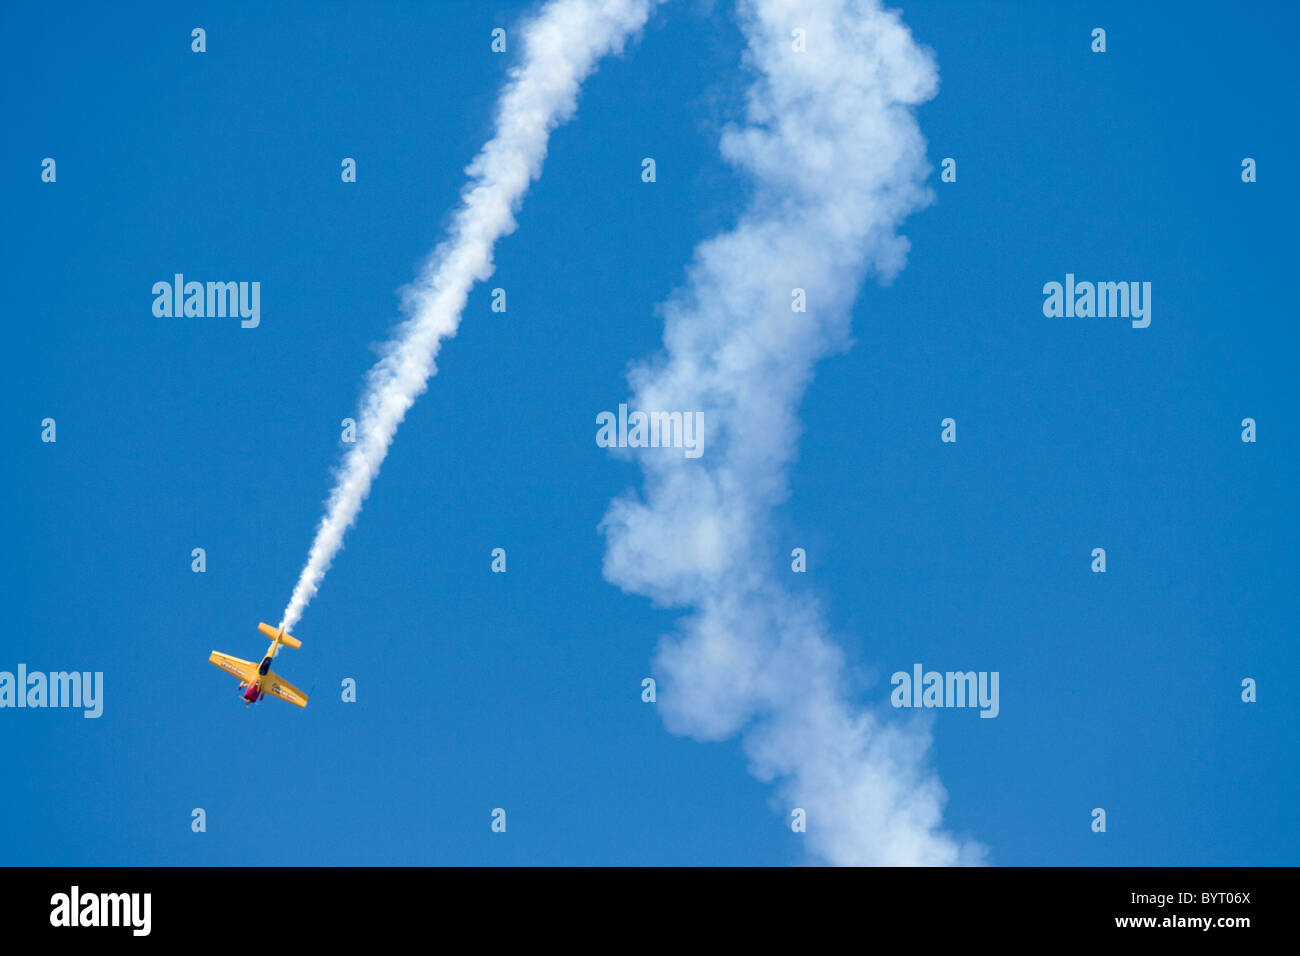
[{"left": 3, "top": 0, "right": 1296, "bottom": 865}]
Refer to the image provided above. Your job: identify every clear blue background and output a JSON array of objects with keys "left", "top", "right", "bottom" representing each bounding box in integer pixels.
[{"left": 2, "top": 0, "right": 1296, "bottom": 865}]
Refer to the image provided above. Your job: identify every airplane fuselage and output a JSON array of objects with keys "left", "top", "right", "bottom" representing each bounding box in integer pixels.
[{"left": 238, "top": 640, "right": 282, "bottom": 706}]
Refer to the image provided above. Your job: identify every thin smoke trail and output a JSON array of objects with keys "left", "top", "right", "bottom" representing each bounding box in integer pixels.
[
  {"left": 280, "top": 0, "right": 662, "bottom": 633},
  {"left": 600, "top": 0, "right": 984, "bottom": 864}
]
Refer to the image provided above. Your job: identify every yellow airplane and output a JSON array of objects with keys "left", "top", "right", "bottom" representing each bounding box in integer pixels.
[{"left": 209, "top": 623, "right": 309, "bottom": 708}]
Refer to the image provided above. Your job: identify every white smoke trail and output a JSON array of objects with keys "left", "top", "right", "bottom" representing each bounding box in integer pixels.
[
  {"left": 600, "top": 0, "right": 984, "bottom": 864},
  {"left": 281, "top": 0, "right": 662, "bottom": 633}
]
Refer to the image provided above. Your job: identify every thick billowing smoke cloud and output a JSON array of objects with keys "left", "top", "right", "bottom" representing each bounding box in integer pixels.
[
  {"left": 601, "top": 0, "right": 983, "bottom": 865},
  {"left": 281, "top": 0, "right": 662, "bottom": 633}
]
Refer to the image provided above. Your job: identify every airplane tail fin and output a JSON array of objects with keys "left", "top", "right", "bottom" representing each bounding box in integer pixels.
[{"left": 258, "top": 622, "right": 302, "bottom": 649}]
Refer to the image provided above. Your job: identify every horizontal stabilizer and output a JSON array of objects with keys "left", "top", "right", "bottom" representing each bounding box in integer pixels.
[{"left": 258, "top": 622, "right": 301, "bottom": 649}]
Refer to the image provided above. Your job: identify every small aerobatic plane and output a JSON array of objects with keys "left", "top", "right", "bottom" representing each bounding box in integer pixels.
[{"left": 209, "top": 622, "right": 309, "bottom": 708}]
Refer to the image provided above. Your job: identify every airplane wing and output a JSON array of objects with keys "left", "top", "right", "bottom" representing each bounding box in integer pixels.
[
  {"left": 264, "top": 671, "right": 309, "bottom": 708},
  {"left": 209, "top": 651, "right": 256, "bottom": 682}
]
